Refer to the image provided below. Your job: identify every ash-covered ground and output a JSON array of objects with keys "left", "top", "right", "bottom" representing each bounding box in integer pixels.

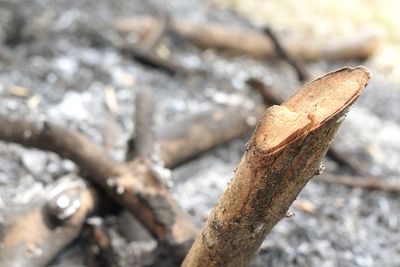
[{"left": 1, "top": 0, "right": 400, "bottom": 266}]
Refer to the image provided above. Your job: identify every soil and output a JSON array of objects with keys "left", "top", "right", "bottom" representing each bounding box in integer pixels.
[{"left": 0, "top": 0, "right": 399, "bottom": 266}]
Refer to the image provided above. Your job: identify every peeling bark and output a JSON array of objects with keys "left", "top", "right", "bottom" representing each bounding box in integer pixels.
[{"left": 182, "top": 67, "right": 370, "bottom": 266}]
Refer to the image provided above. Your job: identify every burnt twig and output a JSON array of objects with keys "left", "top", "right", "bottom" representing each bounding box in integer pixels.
[
  {"left": 0, "top": 175, "right": 99, "bottom": 267},
  {"left": 263, "top": 26, "right": 310, "bottom": 82},
  {"left": 120, "top": 45, "right": 186, "bottom": 75},
  {"left": 0, "top": 114, "right": 198, "bottom": 263}
]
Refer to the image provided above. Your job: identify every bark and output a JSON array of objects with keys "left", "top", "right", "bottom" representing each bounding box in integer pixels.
[
  {"left": 158, "top": 105, "right": 264, "bottom": 168},
  {"left": 0, "top": 176, "right": 99, "bottom": 267},
  {"left": 0, "top": 115, "right": 198, "bottom": 259},
  {"left": 182, "top": 66, "right": 370, "bottom": 267},
  {"left": 113, "top": 16, "right": 380, "bottom": 61},
  {"left": 246, "top": 77, "right": 372, "bottom": 177}
]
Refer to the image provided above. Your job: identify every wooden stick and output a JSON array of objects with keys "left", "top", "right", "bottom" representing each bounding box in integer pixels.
[
  {"left": 139, "top": 14, "right": 169, "bottom": 51},
  {"left": 246, "top": 77, "right": 372, "bottom": 177},
  {"left": 113, "top": 16, "right": 380, "bottom": 61},
  {"left": 182, "top": 67, "right": 370, "bottom": 266},
  {"left": 0, "top": 176, "right": 99, "bottom": 267},
  {"left": 158, "top": 105, "right": 264, "bottom": 168},
  {"left": 127, "top": 91, "right": 157, "bottom": 160},
  {"left": 263, "top": 26, "right": 310, "bottom": 82},
  {"left": 317, "top": 173, "right": 400, "bottom": 193},
  {"left": 120, "top": 45, "right": 186, "bottom": 75},
  {"left": 86, "top": 217, "right": 117, "bottom": 267},
  {"left": 0, "top": 115, "right": 198, "bottom": 258}
]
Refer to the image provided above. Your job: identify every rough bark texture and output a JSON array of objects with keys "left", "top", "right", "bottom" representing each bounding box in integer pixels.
[
  {"left": 113, "top": 16, "right": 380, "bottom": 61},
  {"left": 182, "top": 66, "right": 370, "bottom": 267},
  {"left": 0, "top": 176, "right": 99, "bottom": 267}
]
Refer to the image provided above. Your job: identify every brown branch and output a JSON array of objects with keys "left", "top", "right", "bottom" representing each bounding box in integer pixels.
[
  {"left": 113, "top": 16, "right": 380, "bottom": 61},
  {"left": 263, "top": 26, "right": 310, "bottom": 82},
  {"left": 86, "top": 217, "right": 117, "bottom": 267},
  {"left": 182, "top": 67, "right": 370, "bottom": 266},
  {"left": 246, "top": 76, "right": 372, "bottom": 177},
  {"left": 317, "top": 173, "right": 400, "bottom": 193},
  {"left": 158, "top": 105, "right": 264, "bottom": 168},
  {"left": 0, "top": 115, "right": 198, "bottom": 261},
  {"left": 0, "top": 176, "right": 99, "bottom": 267},
  {"left": 139, "top": 14, "right": 169, "bottom": 52},
  {"left": 127, "top": 91, "right": 156, "bottom": 161}
]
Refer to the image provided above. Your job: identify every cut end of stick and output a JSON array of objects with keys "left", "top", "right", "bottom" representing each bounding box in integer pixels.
[{"left": 254, "top": 66, "right": 370, "bottom": 152}]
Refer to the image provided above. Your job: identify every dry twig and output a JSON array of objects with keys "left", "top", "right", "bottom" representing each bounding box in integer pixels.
[
  {"left": 0, "top": 114, "right": 198, "bottom": 262},
  {"left": 263, "top": 26, "right": 310, "bottom": 82},
  {"left": 114, "top": 16, "right": 380, "bottom": 61}
]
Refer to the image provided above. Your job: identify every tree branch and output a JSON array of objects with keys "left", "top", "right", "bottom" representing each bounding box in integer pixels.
[
  {"left": 127, "top": 90, "right": 157, "bottom": 160},
  {"left": 113, "top": 16, "right": 380, "bottom": 61},
  {"left": 0, "top": 175, "right": 99, "bottom": 267},
  {"left": 182, "top": 66, "right": 370, "bottom": 266},
  {"left": 158, "top": 105, "right": 264, "bottom": 168},
  {"left": 246, "top": 76, "right": 372, "bottom": 177},
  {"left": 263, "top": 26, "right": 310, "bottom": 82},
  {"left": 0, "top": 114, "right": 198, "bottom": 260}
]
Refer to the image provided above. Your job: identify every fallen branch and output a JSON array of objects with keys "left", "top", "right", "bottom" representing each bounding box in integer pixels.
[
  {"left": 317, "top": 173, "right": 400, "bottom": 193},
  {"left": 120, "top": 45, "right": 187, "bottom": 75},
  {"left": 86, "top": 217, "right": 117, "bottom": 267},
  {"left": 127, "top": 90, "right": 157, "bottom": 160},
  {"left": 0, "top": 114, "right": 198, "bottom": 261},
  {"left": 263, "top": 26, "right": 310, "bottom": 82},
  {"left": 182, "top": 67, "right": 370, "bottom": 266},
  {"left": 0, "top": 175, "right": 99, "bottom": 267},
  {"left": 158, "top": 105, "right": 264, "bottom": 168},
  {"left": 119, "top": 91, "right": 158, "bottom": 252},
  {"left": 113, "top": 16, "right": 380, "bottom": 61},
  {"left": 246, "top": 77, "right": 372, "bottom": 177},
  {"left": 139, "top": 14, "right": 170, "bottom": 51}
]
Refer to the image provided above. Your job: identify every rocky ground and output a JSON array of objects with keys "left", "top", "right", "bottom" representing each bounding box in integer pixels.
[{"left": 0, "top": 0, "right": 399, "bottom": 266}]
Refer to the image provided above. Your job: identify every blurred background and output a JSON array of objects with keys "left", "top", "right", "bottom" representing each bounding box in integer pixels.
[{"left": 0, "top": 0, "right": 399, "bottom": 266}]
